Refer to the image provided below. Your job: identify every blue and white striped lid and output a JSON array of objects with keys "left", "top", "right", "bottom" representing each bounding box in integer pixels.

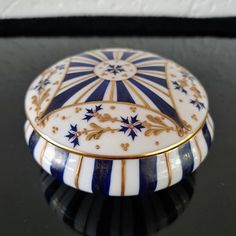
[{"left": 25, "top": 48, "right": 209, "bottom": 159}]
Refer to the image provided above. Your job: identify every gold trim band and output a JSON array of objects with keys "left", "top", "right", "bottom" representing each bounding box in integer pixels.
[
  {"left": 74, "top": 155, "right": 83, "bottom": 189},
  {"left": 164, "top": 153, "right": 172, "bottom": 186},
  {"left": 121, "top": 160, "right": 126, "bottom": 196}
]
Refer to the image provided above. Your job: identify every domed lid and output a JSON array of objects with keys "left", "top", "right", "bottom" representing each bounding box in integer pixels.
[{"left": 25, "top": 48, "right": 208, "bottom": 159}]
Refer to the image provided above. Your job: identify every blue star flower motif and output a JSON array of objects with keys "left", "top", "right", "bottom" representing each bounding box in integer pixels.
[
  {"left": 55, "top": 64, "right": 65, "bottom": 70},
  {"left": 172, "top": 81, "right": 187, "bottom": 94},
  {"left": 106, "top": 64, "right": 125, "bottom": 75},
  {"left": 190, "top": 99, "right": 205, "bottom": 110},
  {"left": 33, "top": 78, "right": 50, "bottom": 92},
  {"left": 180, "top": 71, "right": 195, "bottom": 81},
  {"left": 65, "top": 124, "right": 80, "bottom": 147},
  {"left": 83, "top": 105, "right": 103, "bottom": 122},
  {"left": 119, "top": 115, "right": 145, "bottom": 140}
]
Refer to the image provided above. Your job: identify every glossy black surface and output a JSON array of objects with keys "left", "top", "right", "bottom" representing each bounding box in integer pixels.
[{"left": 0, "top": 37, "right": 235, "bottom": 235}]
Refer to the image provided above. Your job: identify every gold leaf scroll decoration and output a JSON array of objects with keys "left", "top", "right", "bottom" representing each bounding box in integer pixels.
[
  {"left": 85, "top": 123, "right": 118, "bottom": 141},
  {"left": 142, "top": 115, "right": 174, "bottom": 137}
]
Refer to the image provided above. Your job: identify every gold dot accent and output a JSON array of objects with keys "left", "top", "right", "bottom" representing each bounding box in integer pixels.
[
  {"left": 155, "top": 141, "right": 160, "bottom": 146},
  {"left": 75, "top": 131, "right": 81, "bottom": 137},
  {"left": 121, "top": 143, "right": 129, "bottom": 151},
  {"left": 61, "top": 116, "right": 66, "bottom": 120},
  {"left": 128, "top": 124, "right": 134, "bottom": 129},
  {"left": 75, "top": 107, "right": 82, "bottom": 113},
  {"left": 191, "top": 114, "right": 198, "bottom": 121},
  {"left": 179, "top": 99, "right": 183, "bottom": 103},
  {"left": 130, "top": 106, "right": 137, "bottom": 112},
  {"left": 110, "top": 106, "right": 116, "bottom": 110},
  {"left": 95, "top": 145, "right": 100, "bottom": 150},
  {"left": 101, "top": 72, "right": 108, "bottom": 76},
  {"left": 52, "top": 126, "right": 58, "bottom": 134}
]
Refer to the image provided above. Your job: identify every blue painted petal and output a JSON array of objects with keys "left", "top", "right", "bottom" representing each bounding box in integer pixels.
[
  {"left": 65, "top": 132, "right": 75, "bottom": 140},
  {"left": 71, "top": 137, "right": 80, "bottom": 147},
  {"left": 202, "top": 123, "right": 211, "bottom": 148},
  {"left": 128, "top": 129, "right": 137, "bottom": 140},
  {"left": 70, "top": 62, "right": 94, "bottom": 67},
  {"left": 131, "top": 115, "right": 138, "bottom": 124},
  {"left": 139, "top": 157, "right": 157, "bottom": 193},
  {"left": 129, "top": 78, "right": 183, "bottom": 128},
  {"left": 82, "top": 115, "right": 93, "bottom": 121},
  {"left": 85, "top": 80, "right": 110, "bottom": 102},
  {"left": 95, "top": 105, "right": 103, "bottom": 111},
  {"left": 137, "top": 65, "right": 165, "bottom": 72},
  {"left": 120, "top": 51, "right": 135, "bottom": 60},
  {"left": 86, "top": 108, "right": 94, "bottom": 114},
  {"left": 42, "top": 76, "right": 98, "bottom": 117},
  {"left": 178, "top": 142, "right": 194, "bottom": 177},
  {"left": 134, "top": 123, "right": 145, "bottom": 131},
  {"left": 120, "top": 116, "right": 129, "bottom": 124},
  {"left": 136, "top": 73, "right": 167, "bottom": 88},
  {"left": 119, "top": 126, "right": 129, "bottom": 133},
  {"left": 132, "top": 56, "right": 162, "bottom": 64},
  {"left": 102, "top": 51, "right": 114, "bottom": 60},
  {"left": 80, "top": 53, "right": 102, "bottom": 62},
  {"left": 64, "top": 70, "right": 93, "bottom": 82},
  {"left": 70, "top": 124, "right": 77, "bottom": 132},
  {"left": 92, "top": 160, "right": 113, "bottom": 194},
  {"left": 50, "top": 150, "right": 69, "bottom": 182},
  {"left": 116, "top": 81, "right": 135, "bottom": 104}
]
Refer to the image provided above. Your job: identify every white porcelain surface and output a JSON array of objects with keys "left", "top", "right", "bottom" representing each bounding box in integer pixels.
[
  {"left": 25, "top": 113, "right": 214, "bottom": 196},
  {"left": 25, "top": 48, "right": 208, "bottom": 159},
  {"left": 24, "top": 48, "right": 214, "bottom": 196}
]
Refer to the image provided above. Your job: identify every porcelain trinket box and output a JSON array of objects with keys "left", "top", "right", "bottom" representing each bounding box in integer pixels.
[{"left": 24, "top": 48, "right": 214, "bottom": 196}]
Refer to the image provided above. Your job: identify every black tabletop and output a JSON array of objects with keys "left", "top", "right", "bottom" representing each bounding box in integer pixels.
[{"left": 0, "top": 37, "right": 235, "bottom": 236}]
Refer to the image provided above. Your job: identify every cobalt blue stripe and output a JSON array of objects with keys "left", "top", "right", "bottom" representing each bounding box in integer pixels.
[
  {"left": 64, "top": 70, "right": 93, "bottom": 82},
  {"left": 102, "top": 51, "right": 114, "bottom": 60},
  {"left": 202, "top": 123, "right": 212, "bottom": 148},
  {"left": 136, "top": 73, "right": 168, "bottom": 88},
  {"left": 116, "top": 81, "right": 135, "bottom": 104},
  {"left": 139, "top": 157, "right": 157, "bottom": 194},
  {"left": 137, "top": 66, "right": 165, "bottom": 72},
  {"left": 80, "top": 53, "right": 102, "bottom": 62},
  {"left": 50, "top": 150, "right": 69, "bottom": 182},
  {"left": 92, "top": 160, "right": 113, "bottom": 194},
  {"left": 28, "top": 131, "right": 40, "bottom": 154},
  {"left": 178, "top": 142, "right": 194, "bottom": 177},
  {"left": 42, "top": 76, "right": 98, "bottom": 117},
  {"left": 132, "top": 56, "right": 162, "bottom": 64},
  {"left": 120, "top": 51, "right": 135, "bottom": 60},
  {"left": 70, "top": 62, "right": 94, "bottom": 68},
  {"left": 129, "top": 78, "right": 183, "bottom": 127},
  {"left": 85, "top": 80, "right": 110, "bottom": 102}
]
